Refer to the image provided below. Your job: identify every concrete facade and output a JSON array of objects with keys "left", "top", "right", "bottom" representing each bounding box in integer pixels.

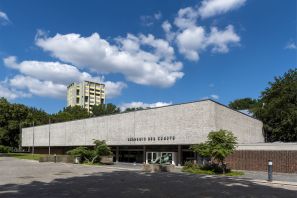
[{"left": 22, "top": 100, "right": 264, "bottom": 147}]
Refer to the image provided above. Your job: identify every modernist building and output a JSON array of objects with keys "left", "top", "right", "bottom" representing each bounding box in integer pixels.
[
  {"left": 67, "top": 81, "right": 105, "bottom": 112},
  {"left": 22, "top": 99, "right": 264, "bottom": 166}
]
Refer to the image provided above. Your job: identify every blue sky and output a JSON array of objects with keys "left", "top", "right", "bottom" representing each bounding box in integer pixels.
[{"left": 0, "top": 0, "right": 296, "bottom": 113}]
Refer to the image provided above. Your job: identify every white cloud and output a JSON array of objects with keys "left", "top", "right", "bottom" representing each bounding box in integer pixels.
[
  {"left": 0, "top": 11, "right": 10, "bottom": 25},
  {"left": 36, "top": 32, "right": 183, "bottom": 87},
  {"left": 174, "top": 7, "right": 199, "bottom": 29},
  {"left": 162, "top": 21, "right": 176, "bottom": 42},
  {"left": 168, "top": 1, "right": 243, "bottom": 61},
  {"left": 175, "top": 25, "right": 240, "bottom": 61},
  {"left": 176, "top": 26, "right": 206, "bottom": 61},
  {"left": 9, "top": 75, "right": 67, "bottom": 98},
  {"left": 4, "top": 56, "right": 98, "bottom": 84},
  {"left": 285, "top": 41, "right": 297, "bottom": 50},
  {"left": 120, "top": 101, "right": 172, "bottom": 111},
  {"left": 104, "top": 81, "right": 127, "bottom": 98},
  {"left": 198, "top": 0, "right": 246, "bottom": 19},
  {"left": 0, "top": 80, "right": 31, "bottom": 100},
  {"left": 3, "top": 56, "right": 127, "bottom": 99},
  {"left": 206, "top": 25, "right": 240, "bottom": 53}
]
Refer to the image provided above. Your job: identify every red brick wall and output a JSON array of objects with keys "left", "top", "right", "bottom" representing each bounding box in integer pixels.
[{"left": 226, "top": 150, "right": 297, "bottom": 173}]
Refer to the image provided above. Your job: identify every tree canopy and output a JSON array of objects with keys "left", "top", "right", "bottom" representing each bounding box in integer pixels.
[
  {"left": 253, "top": 68, "right": 297, "bottom": 142},
  {"left": 123, "top": 107, "right": 145, "bottom": 112},
  {"left": 50, "top": 106, "right": 89, "bottom": 123},
  {"left": 0, "top": 98, "right": 49, "bottom": 147},
  {"left": 91, "top": 103, "right": 120, "bottom": 117},
  {"left": 228, "top": 98, "right": 258, "bottom": 111},
  {"left": 191, "top": 130, "right": 237, "bottom": 173},
  {"left": 228, "top": 68, "right": 297, "bottom": 142}
]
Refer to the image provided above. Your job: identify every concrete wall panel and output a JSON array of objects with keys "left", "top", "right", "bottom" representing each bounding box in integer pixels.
[{"left": 22, "top": 100, "right": 264, "bottom": 147}]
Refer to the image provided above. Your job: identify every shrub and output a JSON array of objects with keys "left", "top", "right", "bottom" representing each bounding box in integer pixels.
[
  {"left": 66, "top": 140, "right": 112, "bottom": 164},
  {"left": 66, "top": 147, "right": 95, "bottom": 163},
  {"left": 183, "top": 161, "right": 200, "bottom": 169},
  {"left": 0, "top": 145, "right": 12, "bottom": 153}
]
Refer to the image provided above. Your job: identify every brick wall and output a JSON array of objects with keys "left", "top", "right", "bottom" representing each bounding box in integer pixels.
[{"left": 226, "top": 150, "right": 297, "bottom": 173}]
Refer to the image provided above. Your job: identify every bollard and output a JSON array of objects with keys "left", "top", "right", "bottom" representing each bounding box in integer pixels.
[
  {"left": 54, "top": 154, "right": 57, "bottom": 163},
  {"left": 268, "top": 160, "right": 273, "bottom": 182}
]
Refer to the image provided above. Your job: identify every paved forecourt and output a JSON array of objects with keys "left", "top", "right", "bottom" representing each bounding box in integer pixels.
[{"left": 0, "top": 157, "right": 296, "bottom": 198}]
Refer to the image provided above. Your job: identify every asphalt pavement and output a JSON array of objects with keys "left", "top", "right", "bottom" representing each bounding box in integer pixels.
[{"left": 0, "top": 156, "right": 296, "bottom": 198}]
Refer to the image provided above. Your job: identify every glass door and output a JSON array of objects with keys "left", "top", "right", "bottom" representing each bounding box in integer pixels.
[{"left": 146, "top": 152, "right": 159, "bottom": 164}]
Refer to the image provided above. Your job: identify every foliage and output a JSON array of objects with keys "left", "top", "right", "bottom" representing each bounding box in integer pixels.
[
  {"left": 93, "top": 140, "right": 113, "bottom": 156},
  {"left": 228, "top": 69, "right": 297, "bottom": 142},
  {"left": 67, "top": 140, "right": 112, "bottom": 164},
  {"left": 123, "top": 107, "right": 145, "bottom": 112},
  {"left": 182, "top": 161, "right": 244, "bottom": 176},
  {"left": 228, "top": 98, "right": 259, "bottom": 111},
  {"left": 92, "top": 103, "right": 120, "bottom": 116},
  {"left": 190, "top": 143, "right": 210, "bottom": 158},
  {"left": 51, "top": 106, "right": 90, "bottom": 123},
  {"left": 191, "top": 130, "right": 237, "bottom": 174},
  {"left": 66, "top": 147, "right": 95, "bottom": 162},
  {"left": 253, "top": 69, "right": 297, "bottom": 142},
  {"left": 0, "top": 97, "right": 49, "bottom": 147},
  {"left": 0, "top": 145, "right": 12, "bottom": 153},
  {"left": 183, "top": 161, "right": 200, "bottom": 169}
]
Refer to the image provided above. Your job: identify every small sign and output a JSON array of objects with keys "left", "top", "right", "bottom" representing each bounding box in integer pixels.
[{"left": 128, "top": 136, "right": 175, "bottom": 142}]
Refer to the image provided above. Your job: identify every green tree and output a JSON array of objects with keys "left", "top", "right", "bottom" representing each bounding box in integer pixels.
[
  {"left": 123, "top": 107, "right": 145, "bottom": 112},
  {"left": 67, "top": 140, "right": 112, "bottom": 164},
  {"left": 91, "top": 103, "right": 120, "bottom": 116},
  {"left": 51, "top": 106, "right": 89, "bottom": 123},
  {"left": 0, "top": 97, "right": 50, "bottom": 147},
  {"left": 91, "top": 140, "right": 113, "bottom": 163},
  {"left": 254, "top": 69, "right": 297, "bottom": 142},
  {"left": 228, "top": 98, "right": 258, "bottom": 111},
  {"left": 191, "top": 130, "right": 237, "bottom": 174}
]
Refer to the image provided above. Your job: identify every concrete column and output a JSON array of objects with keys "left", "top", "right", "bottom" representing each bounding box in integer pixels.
[
  {"left": 143, "top": 145, "right": 146, "bottom": 164},
  {"left": 178, "top": 145, "right": 182, "bottom": 166},
  {"left": 116, "top": 146, "right": 119, "bottom": 163}
]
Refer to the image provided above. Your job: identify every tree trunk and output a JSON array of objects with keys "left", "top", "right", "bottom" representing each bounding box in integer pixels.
[{"left": 91, "top": 155, "right": 99, "bottom": 164}]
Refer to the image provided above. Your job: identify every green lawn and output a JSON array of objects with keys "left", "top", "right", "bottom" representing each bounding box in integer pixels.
[{"left": 5, "top": 153, "right": 47, "bottom": 161}]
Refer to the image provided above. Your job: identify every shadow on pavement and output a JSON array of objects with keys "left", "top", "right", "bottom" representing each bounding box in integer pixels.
[{"left": 0, "top": 170, "right": 296, "bottom": 198}]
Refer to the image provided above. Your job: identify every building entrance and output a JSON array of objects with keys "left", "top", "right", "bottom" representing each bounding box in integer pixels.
[{"left": 145, "top": 152, "right": 177, "bottom": 165}]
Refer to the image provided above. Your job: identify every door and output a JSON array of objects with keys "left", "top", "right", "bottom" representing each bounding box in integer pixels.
[{"left": 146, "top": 152, "right": 158, "bottom": 164}]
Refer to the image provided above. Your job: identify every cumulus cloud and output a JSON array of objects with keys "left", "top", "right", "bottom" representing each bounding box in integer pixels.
[
  {"left": 3, "top": 56, "right": 127, "bottom": 99},
  {"left": 120, "top": 101, "right": 172, "bottom": 111},
  {"left": 176, "top": 25, "right": 240, "bottom": 61},
  {"left": 0, "top": 11, "right": 10, "bottom": 25},
  {"left": 176, "top": 26, "right": 206, "bottom": 61},
  {"left": 9, "top": 75, "right": 66, "bottom": 98},
  {"left": 198, "top": 0, "right": 246, "bottom": 18},
  {"left": 159, "top": 0, "right": 243, "bottom": 61},
  {"left": 174, "top": 7, "right": 199, "bottom": 29},
  {"left": 0, "top": 80, "right": 31, "bottom": 100},
  {"left": 36, "top": 32, "right": 183, "bottom": 87},
  {"left": 206, "top": 25, "right": 240, "bottom": 53},
  {"left": 162, "top": 21, "right": 176, "bottom": 42}
]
